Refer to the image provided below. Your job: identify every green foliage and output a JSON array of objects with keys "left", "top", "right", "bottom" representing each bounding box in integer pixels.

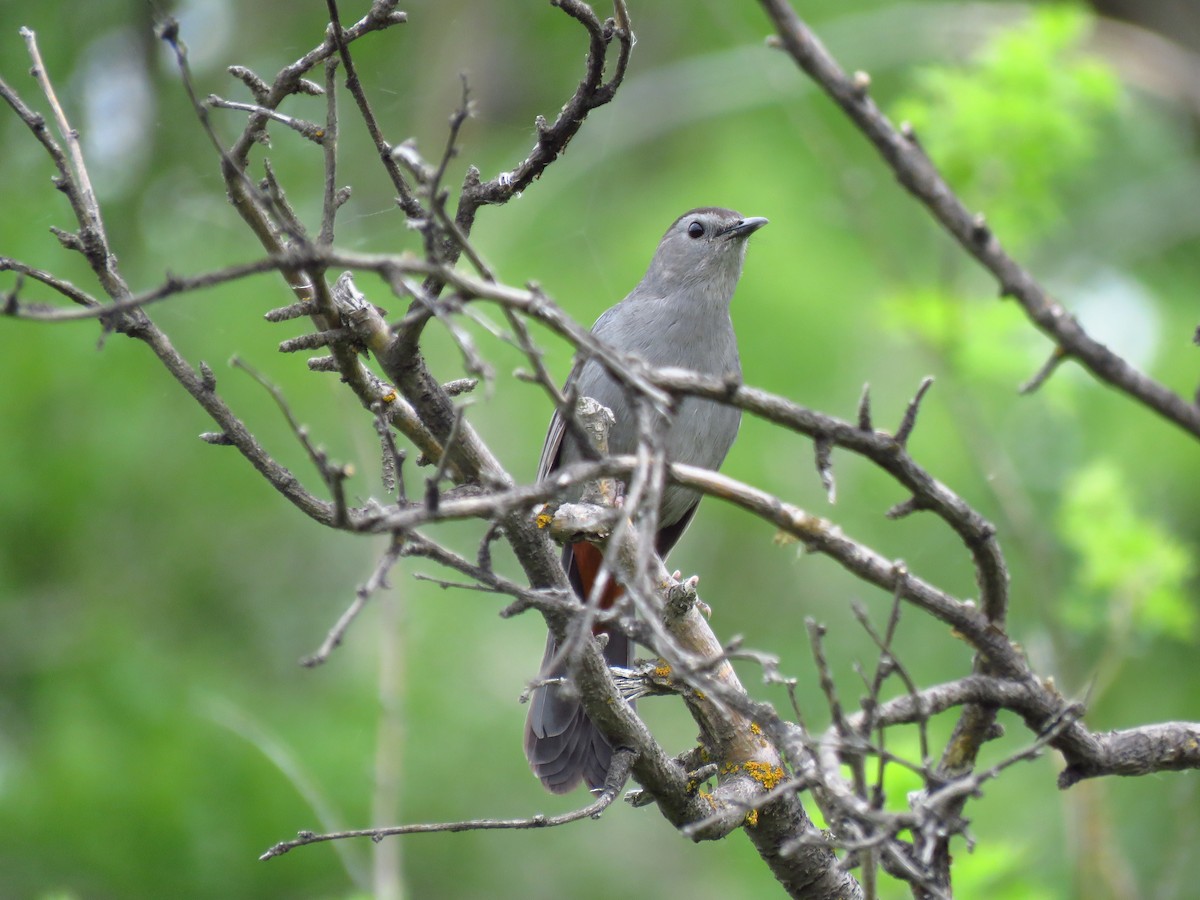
[
  {"left": 881, "top": 286, "right": 1045, "bottom": 386},
  {"left": 1056, "top": 460, "right": 1196, "bottom": 641},
  {"left": 894, "top": 6, "right": 1120, "bottom": 246},
  {"left": 2, "top": 0, "right": 1199, "bottom": 897},
  {"left": 946, "top": 841, "right": 1059, "bottom": 900}
]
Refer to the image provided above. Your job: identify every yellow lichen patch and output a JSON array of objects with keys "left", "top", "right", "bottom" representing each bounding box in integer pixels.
[
  {"left": 381, "top": 389, "right": 398, "bottom": 403},
  {"left": 654, "top": 663, "right": 672, "bottom": 679},
  {"left": 745, "top": 809, "right": 759, "bottom": 827},
  {"left": 750, "top": 723, "right": 762, "bottom": 735},
  {"left": 535, "top": 510, "right": 553, "bottom": 529},
  {"left": 743, "top": 760, "right": 786, "bottom": 791}
]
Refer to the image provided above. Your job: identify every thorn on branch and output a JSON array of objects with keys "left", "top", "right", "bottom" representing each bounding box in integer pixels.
[
  {"left": 857, "top": 383, "right": 872, "bottom": 431},
  {"left": 477, "top": 521, "right": 501, "bottom": 574},
  {"left": 227, "top": 65, "right": 271, "bottom": 103},
  {"left": 307, "top": 355, "right": 339, "bottom": 372},
  {"left": 443, "top": 377, "right": 478, "bottom": 397},
  {"left": 265, "top": 299, "right": 319, "bottom": 322},
  {"left": 1019, "top": 346, "right": 1067, "bottom": 395},
  {"left": 278, "top": 327, "right": 354, "bottom": 353},
  {"left": 260, "top": 160, "right": 306, "bottom": 235},
  {"left": 199, "top": 361, "right": 217, "bottom": 392},
  {"left": 813, "top": 435, "right": 836, "bottom": 504},
  {"left": 49, "top": 226, "right": 82, "bottom": 252},
  {"left": 2, "top": 276, "right": 22, "bottom": 316},
  {"left": 199, "top": 431, "right": 234, "bottom": 445},
  {"left": 885, "top": 496, "right": 927, "bottom": 520},
  {"left": 893, "top": 376, "right": 934, "bottom": 448},
  {"left": 391, "top": 139, "right": 436, "bottom": 184}
]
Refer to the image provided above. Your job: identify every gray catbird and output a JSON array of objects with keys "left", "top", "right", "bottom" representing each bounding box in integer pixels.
[{"left": 524, "top": 207, "right": 768, "bottom": 793}]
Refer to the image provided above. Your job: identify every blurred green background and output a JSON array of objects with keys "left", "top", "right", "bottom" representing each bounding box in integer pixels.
[{"left": 2, "top": 1, "right": 1199, "bottom": 897}]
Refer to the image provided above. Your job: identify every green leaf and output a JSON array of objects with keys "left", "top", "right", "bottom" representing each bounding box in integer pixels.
[
  {"left": 1056, "top": 460, "right": 1196, "bottom": 640},
  {"left": 881, "top": 286, "right": 1046, "bottom": 386},
  {"left": 893, "top": 6, "right": 1120, "bottom": 248}
]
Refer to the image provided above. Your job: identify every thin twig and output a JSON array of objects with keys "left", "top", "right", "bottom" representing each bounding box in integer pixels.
[
  {"left": 758, "top": 0, "right": 1200, "bottom": 440},
  {"left": 260, "top": 747, "right": 636, "bottom": 859},
  {"left": 302, "top": 535, "right": 405, "bottom": 667}
]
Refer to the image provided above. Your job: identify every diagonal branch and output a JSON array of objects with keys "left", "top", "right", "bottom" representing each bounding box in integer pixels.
[
  {"left": 452, "top": 0, "right": 633, "bottom": 238},
  {"left": 260, "top": 747, "right": 637, "bottom": 860},
  {"left": 757, "top": 0, "right": 1200, "bottom": 441}
]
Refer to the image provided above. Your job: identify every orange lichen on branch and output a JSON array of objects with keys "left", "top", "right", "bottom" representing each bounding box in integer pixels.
[
  {"left": 720, "top": 760, "right": 788, "bottom": 792},
  {"left": 744, "top": 760, "right": 786, "bottom": 790}
]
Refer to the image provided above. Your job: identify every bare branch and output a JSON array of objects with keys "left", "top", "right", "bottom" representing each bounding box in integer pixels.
[
  {"left": 260, "top": 747, "right": 637, "bottom": 860},
  {"left": 302, "top": 535, "right": 405, "bottom": 667},
  {"left": 0, "top": 257, "right": 99, "bottom": 311},
  {"left": 323, "top": 0, "right": 423, "bottom": 218},
  {"left": 451, "top": 0, "right": 634, "bottom": 241},
  {"left": 757, "top": 0, "right": 1200, "bottom": 441},
  {"left": 231, "top": 356, "right": 352, "bottom": 525},
  {"left": 206, "top": 94, "right": 328, "bottom": 144}
]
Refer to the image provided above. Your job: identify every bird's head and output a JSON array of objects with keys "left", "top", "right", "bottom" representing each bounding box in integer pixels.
[{"left": 640, "top": 207, "right": 768, "bottom": 302}]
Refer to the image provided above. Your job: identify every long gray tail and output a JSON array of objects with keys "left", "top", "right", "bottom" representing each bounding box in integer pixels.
[{"left": 524, "top": 626, "right": 631, "bottom": 793}]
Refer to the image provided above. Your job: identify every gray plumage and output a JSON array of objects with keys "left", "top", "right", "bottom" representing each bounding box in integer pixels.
[{"left": 525, "top": 207, "right": 767, "bottom": 794}]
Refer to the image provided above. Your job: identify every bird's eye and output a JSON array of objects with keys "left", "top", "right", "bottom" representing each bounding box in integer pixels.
[{"left": 687, "top": 221, "right": 705, "bottom": 239}]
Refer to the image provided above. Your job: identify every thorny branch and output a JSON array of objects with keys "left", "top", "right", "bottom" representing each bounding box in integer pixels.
[
  {"left": 259, "top": 748, "right": 637, "bottom": 860},
  {"left": 750, "top": 0, "right": 1200, "bottom": 891},
  {"left": 4, "top": 5, "right": 1200, "bottom": 899},
  {"left": 756, "top": 0, "right": 1200, "bottom": 441}
]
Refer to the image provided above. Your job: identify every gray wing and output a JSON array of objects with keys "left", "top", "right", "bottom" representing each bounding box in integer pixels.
[
  {"left": 527, "top": 354, "right": 627, "bottom": 794},
  {"left": 536, "top": 355, "right": 588, "bottom": 480}
]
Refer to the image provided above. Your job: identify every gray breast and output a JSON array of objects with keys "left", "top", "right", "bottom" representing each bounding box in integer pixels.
[{"left": 565, "top": 296, "right": 742, "bottom": 528}]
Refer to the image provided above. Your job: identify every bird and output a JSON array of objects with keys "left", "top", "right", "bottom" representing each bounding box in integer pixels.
[{"left": 524, "top": 207, "right": 767, "bottom": 794}]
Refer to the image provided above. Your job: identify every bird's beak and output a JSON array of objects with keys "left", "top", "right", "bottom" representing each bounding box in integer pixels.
[{"left": 723, "top": 216, "right": 769, "bottom": 239}]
